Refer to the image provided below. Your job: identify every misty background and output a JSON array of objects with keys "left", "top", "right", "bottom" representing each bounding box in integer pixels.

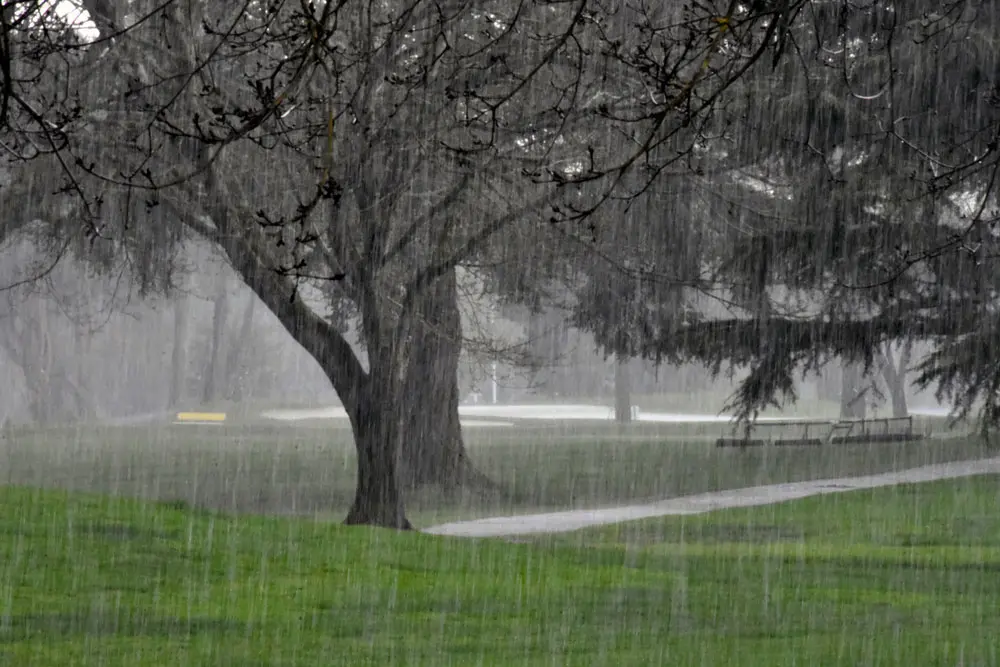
[{"left": 0, "top": 236, "right": 944, "bottom": 426}]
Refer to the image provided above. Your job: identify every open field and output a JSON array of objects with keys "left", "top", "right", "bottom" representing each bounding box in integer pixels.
[
  {"left": 0, "top": 414, "right": 982, "bottom": 528},
  {"left": 1, "top": 476, "right": 999, "bottom": 665}
]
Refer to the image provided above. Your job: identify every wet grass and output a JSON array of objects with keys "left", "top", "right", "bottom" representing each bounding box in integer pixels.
[
  {"left": 539, "top": 475, "right": 1000, "bottom": 664},
  {"left": 1, "top": 477, "right": 1000, "bottom": 664},
  {"left": 0, "top": 417, "right": 983, "bottom": 529}
]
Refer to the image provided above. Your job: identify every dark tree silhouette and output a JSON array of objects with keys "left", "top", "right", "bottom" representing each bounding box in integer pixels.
[{"left": 2, "top": 0, "right": 807, "bottom": 526}]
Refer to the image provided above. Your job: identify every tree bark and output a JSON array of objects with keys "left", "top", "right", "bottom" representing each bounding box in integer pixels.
[
  {"left": 878, "top": 342, "right": 910, "bottom": 419},
  {"left": 398, "top": 269, "right": 497, "bottom": 494},
  {"left": 169, "top": 296, "right": 189, "bottom": 408},
  {"left": 346, "top": 436, "right": 411, "bottom": 528},
  {"left": 0, "top": 297, "right": 97, "bottom": 424},
  {"left": 553, "top": 320, "right": 571, "bottom": 395},
  {"left": 14, "top": 300, "right": 55, "bottom": 423},
  {"left": 526, "top": 309, "right": 547, "bottom": 391},
  {"left": 614, "top": 355, "right": 633, "bottom": 423},
  {"left": 70, "top": 329, "right": 98, "bottom": 421},
  {"left": 223, "top": 292, "right": 256, "bottom": 401},
  {"left": 839, "top": 360, "right": 867, "bottom": 419},
  {"left": 344, "top": 385, "right": 412, "bottom": 530},
  {"left": 202, "top": 278, "right": 230, "bottom": 404},
  {"left": 815, "top": 362, "right": 840, "bottom": 402}
]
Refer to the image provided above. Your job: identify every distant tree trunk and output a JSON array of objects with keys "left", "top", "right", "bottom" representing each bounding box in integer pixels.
[
  {"left": 169, "top": 296, "right": 189, "bottom": 408},
  {"left": 614, "top": 356, "right": 633, "bottom": 423},
  {"left": 223, "top": 292, "right": 256, "bottom": 401},
  {"left": 68, "top": 330, "right": 98, "bottom": 421},
  {"left": 840, "top": 360, "right": 867, "bottom": 419},
  {"left": 877, "top": 342, "right": 911, "bottom": 419},
  {"left": 555, "top": 321, "right": 571, "bottom": 395},
  {"left": 399, "top": 269, "right": 497, "bottom": 494},
  {"left": 816, "top": 363, "right": 840, "bottom": 402},
  {"left": 526, "top": 309, "right": 548, "bottom": 392},
  {"left": 9, "top": 299, "right": 55, "bottom": 423},
  {"left": 202, "top": 280, "right": 230, "bottom": 403},
  {"left": 0, "top": 297, "right": 98, "bottom": 424}
]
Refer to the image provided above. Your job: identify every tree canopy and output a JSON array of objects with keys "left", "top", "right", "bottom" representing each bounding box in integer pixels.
[
  {"left": 2, "top": 0, "right": 809, "bottom": 526},
  {"left": 568, "top": 1, "right": 1000, "bottom": 426}
]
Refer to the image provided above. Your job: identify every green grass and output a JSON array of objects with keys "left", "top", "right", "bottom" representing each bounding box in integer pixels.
[
  {"left": 0, "top": 485, "right": 677, "bottom": 665},
  {"left": 0, "top": 417, "right": 983, "bottom": 529},
  {"left": 2, "top": 477, "right": 1000, "bottom": 664}
]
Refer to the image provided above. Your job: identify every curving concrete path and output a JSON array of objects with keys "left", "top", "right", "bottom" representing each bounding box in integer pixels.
[
  {"left": 260, "top": 403, "right": 954, "bottom": 426},
  {"left": 425, "top": 456, "right": 1000, "bottom": 538}
]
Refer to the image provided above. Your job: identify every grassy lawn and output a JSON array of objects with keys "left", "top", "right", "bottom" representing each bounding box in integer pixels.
[
  {"left": 0, "top": 417, "right": 983, "bottom": 529},
  {"left": 1, "top": 477, "right": 999, "bottom": 664}
]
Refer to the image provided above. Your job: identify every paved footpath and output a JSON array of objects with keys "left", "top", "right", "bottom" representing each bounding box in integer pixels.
[{"left": 425, "top": 457, "right": 1000, "bottom": 538}]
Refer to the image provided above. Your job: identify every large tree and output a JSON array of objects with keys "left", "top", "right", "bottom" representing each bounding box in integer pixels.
[
  {"left": 5, "top": 0, "right": 804, "bottom": 526},
  {"left": 575, "top": 1, "right": 1000, "bottom": 427}
]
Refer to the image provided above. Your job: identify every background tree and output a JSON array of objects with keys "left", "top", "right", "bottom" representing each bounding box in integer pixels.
[{"left": 573, "top": 1, "right": 1000, "bottom": 427}]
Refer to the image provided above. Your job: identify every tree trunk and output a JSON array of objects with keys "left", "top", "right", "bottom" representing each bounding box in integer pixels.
[
  {"left": 343, "top": 365, "right": 412, "bottom": 529},
  {"left": 169, "top": 296, "right": 189, "bottom": 408},
  {"left": 878, "top": 343, "right": 910, "bottom": 419},
  {"left": 0, "top": 298, "right": 97, "bottom": 424},
  {"left": 816, "top": 363, "right": 840, "bottom": 402},
  {"left": 614, "top": 355, "right": 633, "bottom": 423},
  {"left": 70, "top": 330, "right": 98, "bottom": 421},
  {"left": 398, "top": 269, "right": 497, "bottom": 494},
  {"left": 19, "top": 301, "right": 54, "bottom": 423},
  {"left": 839, "top": 360, "right": 867, "bottom": 419},
  {"left": 399, "top": 339, "right": 459, "bottom": 482},
  {"left": 345, "top": 430, "right": 411, "bottom": 528},
  {"left": 553, "top": 320, "right": 571, "bottom": 395},
  {"left": 202, "top": 281, "right": 230, "bottom": 403},
  {"left": 526, "top": 309, "right": 547, "bottom": 391},
  {"left": 223, "top": 292, "right": 256, "bottom": 401}
]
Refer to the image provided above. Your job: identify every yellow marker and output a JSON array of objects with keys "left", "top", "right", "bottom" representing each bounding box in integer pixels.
[{"left": 175, "top": 412, "right": 227, "bottom": 423}]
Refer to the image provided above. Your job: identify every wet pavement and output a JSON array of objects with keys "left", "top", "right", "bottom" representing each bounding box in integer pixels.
[{"left": 425, "top": 456, "right": 1000, "bottom": 538}]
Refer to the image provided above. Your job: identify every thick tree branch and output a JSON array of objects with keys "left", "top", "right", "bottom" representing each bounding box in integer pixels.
[
  {"left": 405, "top": 188, "right": 558, "bottom": 299},
  {"left": 162, "top": 181, "right": 369, "bottom": 414}
]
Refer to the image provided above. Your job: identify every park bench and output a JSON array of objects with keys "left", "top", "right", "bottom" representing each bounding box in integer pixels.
[{"left": 716, "top": 416, "right": 919, "bottom": 448}]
